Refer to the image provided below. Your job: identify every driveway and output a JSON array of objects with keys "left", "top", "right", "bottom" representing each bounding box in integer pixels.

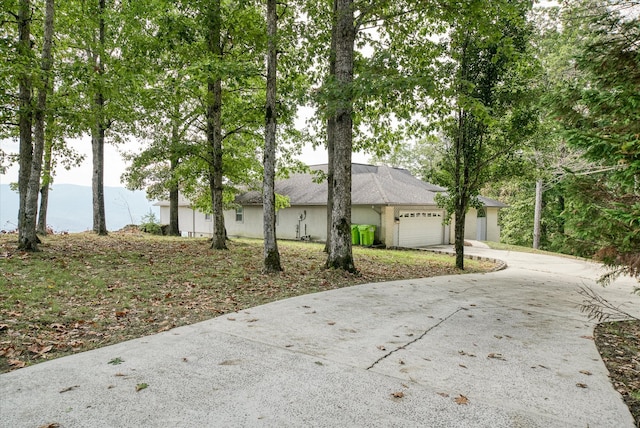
[{"left": 1, "top": 246, "right": 638, "bottom": 427}]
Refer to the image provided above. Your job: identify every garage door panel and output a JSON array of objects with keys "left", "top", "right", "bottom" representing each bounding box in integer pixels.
[{"left": 398, "top": 211, "right": 443, "bottom": 247}]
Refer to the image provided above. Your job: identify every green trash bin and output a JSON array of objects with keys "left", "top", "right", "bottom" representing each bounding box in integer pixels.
[
  {"left": 351, "top": 224, "right": 360, "bottom": 245},
  {"left": 358, "top": 224, "right": 376, "bottom": 246}
]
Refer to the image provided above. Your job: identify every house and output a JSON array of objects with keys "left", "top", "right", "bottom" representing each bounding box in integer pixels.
[{"left": 157, "top": 163, "right": 506, "bottom": 247}]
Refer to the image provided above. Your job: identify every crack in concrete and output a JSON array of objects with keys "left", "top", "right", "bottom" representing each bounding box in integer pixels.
[{"left": 366, "top": 307, "right": 464, "bottom": 370}]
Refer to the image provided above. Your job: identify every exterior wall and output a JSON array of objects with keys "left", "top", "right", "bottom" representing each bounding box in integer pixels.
[
  {"left": 486, "top": 207, "right": 501, "bottom": 242},
  {"left": 224, "top": 206, "right": 263, "bottom": 238},
  {"left": 382, "top": 206, "right": 396, "bottom": 247},
  {"left": 160, "top": 202, "right": 503, "bottom": 244},
  {"left": 464, "top": 208, "right": 479, "bottom": 240},
  {"left": 276, "top": 206, "right": 327, "bottom": 241},
  {"left": 448, "top": 207, "right": 500, "bottom": 242},
  {"left": 159, "top": 205, "right": 214, "bottom": 237}
]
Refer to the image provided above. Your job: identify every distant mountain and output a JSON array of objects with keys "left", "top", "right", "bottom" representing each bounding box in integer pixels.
[{"left": 0, "top": 184, "right": 159, "bottom": 233}]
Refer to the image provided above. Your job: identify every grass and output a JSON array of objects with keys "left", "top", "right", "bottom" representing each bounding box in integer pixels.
[{"left": 0, "top": 232, "right": 495, "bottom": 373}]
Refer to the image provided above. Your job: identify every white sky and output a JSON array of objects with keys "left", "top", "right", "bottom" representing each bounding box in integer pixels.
[{"left": 0, "top": 137, "right": 370, "bottom": 187}]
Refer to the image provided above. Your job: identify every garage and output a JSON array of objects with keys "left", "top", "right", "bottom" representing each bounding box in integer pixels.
[{"left": 398, "top": 210, "right": 444, "bottom": 247}]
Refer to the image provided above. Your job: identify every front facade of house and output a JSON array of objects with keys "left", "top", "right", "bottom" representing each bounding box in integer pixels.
[{"left": 157, "top": 164, "right": 505, "bottom": 247}]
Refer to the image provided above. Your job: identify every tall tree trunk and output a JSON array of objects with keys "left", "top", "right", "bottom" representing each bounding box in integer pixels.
[
  {"left": 532, "top": 179, "right": 543, "bottom": 249},
  {"left": 453, "top": 108, "right": 466, "bottom": 270},
  {"left": 168, "top": 156, "right": 180, "bottom": 236},
  {"left": 454, "top": 201, "right": 466, "bottom": 269},
  {"left": 92, "top": 0, "right": 108, "bottom": 235},
  {"left": 23, "top": 0, "right": 55, "bottom": 250},
  {"left": 92, "top": 123, "right": 107, "bottom": 235},
  {"left": 207, "top": 0, "right": 226, "bottom": 250},
  {"left": 17, "top": 0, "right": 33, "bottom": 249},
  {"left": 324, "top": 0, "right": 337, "bottom": 253},
  {"left": 37, "top": 121, "right": 54, "bottom": 235},
  {"left": 168, "top": 118, "right": 180, "bottom": 236},
  {"left": 262, "top": 0, "right": 282, "bottom": 273},
  {"left": 326, "top": 0, "right": 356, "bottom": 273}
]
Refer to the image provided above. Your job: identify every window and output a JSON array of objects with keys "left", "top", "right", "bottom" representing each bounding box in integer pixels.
[
  {"left": 235, "top": 207, "right": 244, "bottom": 223},
  {"left": 204, "top": 213, "right": 212, "bottom": 222}
]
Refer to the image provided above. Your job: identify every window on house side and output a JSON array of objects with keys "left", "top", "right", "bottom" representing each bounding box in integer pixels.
[
  {"left": 205, "top": 213, "right": 212, "bottom": 222},
  {"left": 235, "top": 207, "right": 244, "bottom": 223}
]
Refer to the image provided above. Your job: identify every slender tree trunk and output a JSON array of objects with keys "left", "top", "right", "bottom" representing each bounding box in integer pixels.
[
  {"left": 92, "top": 123, "right": 107, "bottom": 235},
  {"left": 23, "top": 0, "right": 55, "bottom": 250},
  {"left": 324, "top": 0, "right": 337, "bottom": 253},
  {"left": 207, "top": 0, "right": 226, "bottom": 250},
  {"left": 454, "top": 201, "right": 466, "bottom": 269},
  {"left": 326, "top": 0, "right": 356, "bottom": 273},
  {"left": 169, "top": 157, "right": 180, "bottom": 236},
  {"left": 37, "top": 124, "right": 54, "bottom": 235},
  {"left": 453, "top": 108, "right": 466, "bottom": 270},
  {"left": 92, "top": 0, "right": 108, "bottom": 235},
  {"left": 533, "top": 178, "right": 543, "bottom": 249},
  {"left": 262, "top": 0, "right": 282, "bottom": 273},
  {"left": 17, "top": 0, "right": 33, "bottom": 249},
  {"left": 168, "top": 119, "right": 180, "bottom": 236}
]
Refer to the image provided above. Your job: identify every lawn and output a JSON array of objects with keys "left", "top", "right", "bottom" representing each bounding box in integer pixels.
[{"left": 0, "top": 232, "right": 495, "bottom": 373}]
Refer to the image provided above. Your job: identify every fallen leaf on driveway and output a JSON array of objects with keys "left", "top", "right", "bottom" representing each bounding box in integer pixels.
[
  {"left": 38, "top": 423, "right": 60, "bottom": 428},
  {"left": 580, "top": 335, "right": 594, "bottom": 340},
  {"left": 579, "top": 370, "right": 592, "bottom": 375},
  {"left": 377, "top": 345, "right": 386, "bottom": 351},
  {"left": 136, "top": 383, "right": 148, "bottom": 392},
  {"left": 455, "top": 394, "right": 469, "bottom": 405},
  {"left": 576, "top": 383, "right": 588, "bottom": 388},
  {"left": 487, "top": 353, "right": 506, "bottom": 361},
  {"left": 437, "top": 392, "right": 449, "bottom": 398},
  {"left": 391, "top": 391, "right": 404, "bottom": 399}
]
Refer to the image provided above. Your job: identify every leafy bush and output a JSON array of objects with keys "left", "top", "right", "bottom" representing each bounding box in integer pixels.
[{"left": 140, "top": 211, "right": 162, "bottom": 235}]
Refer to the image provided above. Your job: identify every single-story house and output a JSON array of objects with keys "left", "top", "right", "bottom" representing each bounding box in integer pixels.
[{"left": 157, "top": 163, "right": 506, "bottom": 247}]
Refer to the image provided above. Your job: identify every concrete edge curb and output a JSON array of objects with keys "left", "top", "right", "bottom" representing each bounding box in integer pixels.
[{"left": 419, "top": 248, "right": 508, "bottom": 273}]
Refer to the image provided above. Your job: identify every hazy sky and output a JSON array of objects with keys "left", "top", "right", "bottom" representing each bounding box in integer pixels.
[{"left": 0, "top": 138, "right": 369, "bottom": 187}]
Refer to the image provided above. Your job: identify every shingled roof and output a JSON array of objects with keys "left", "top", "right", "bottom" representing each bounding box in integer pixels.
[{"left": 236, "top": 163, "right": 506, "bottom": 208}]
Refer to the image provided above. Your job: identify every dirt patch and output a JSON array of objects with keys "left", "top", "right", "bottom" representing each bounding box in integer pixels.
[{"left": 594, "top": 319, "right": 640, "bottom": 427}]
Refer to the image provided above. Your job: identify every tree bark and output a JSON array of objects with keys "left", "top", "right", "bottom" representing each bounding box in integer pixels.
[
  {"left": 324, "top": 0, "right": 337, "bottom": 253},
  {"left": 453, "top": 107, "right": 467, "bottom": 270},
  {"left": 168, "top": 118, "right": 180, "bottom": 236},
  {"left": 326, "top": 0, "right": 356, "bottom": 273},
  {"left": 207, "top": 0, "right": 226, "bottom": 250},
  {"left": 17, "top": 0, "right": 33, "bottom": 249},
  {"left": 92, "top": 0, "right": 108, "bottom": 235},
  {"left": 23, "top": 0, "right": 55, "bottom": 249},
  {"left": 262, "top": 0, "right": 282, "bottom": 273},
  {"left": 37, "top": 125, "right": 54, "bottom": 235},
  {"left": 533, "top": 178, "right": 542, "bottom": 249},
  {"left": 168, "top": 156, "right": 180, "bottom": 236}
]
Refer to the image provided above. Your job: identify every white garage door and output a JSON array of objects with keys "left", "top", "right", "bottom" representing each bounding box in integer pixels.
[{"left": 398, "top": 211, "right": 444, "bottom": 247}]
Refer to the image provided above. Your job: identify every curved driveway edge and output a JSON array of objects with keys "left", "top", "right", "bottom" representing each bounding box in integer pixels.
[{"left": 1, "top": 246, "right": 638, "bottom": 427}]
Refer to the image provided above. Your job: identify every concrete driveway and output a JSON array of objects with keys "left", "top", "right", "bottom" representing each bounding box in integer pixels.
[{"left": 1, "top": 245, "right": 638, "bottom": 427}]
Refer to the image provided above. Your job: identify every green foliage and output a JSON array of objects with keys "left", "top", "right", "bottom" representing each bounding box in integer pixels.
[
  {"left": 139, "top": 210, "right": 162, "bottom": 235},
  {"left": 549, "top": 0, "right": 640, "bottom": 285}
]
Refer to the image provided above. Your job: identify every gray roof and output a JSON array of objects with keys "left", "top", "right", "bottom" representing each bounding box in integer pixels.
[{"left": 237, "top": 163, "right": 506, "bottom": 208}]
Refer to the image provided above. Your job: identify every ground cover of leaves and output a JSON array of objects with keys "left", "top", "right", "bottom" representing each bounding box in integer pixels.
[
  {"left": 594, "top": 319, "right": 640, "bottom": 427},
  {"left": 0, "top": 232, "right": 495, "bottom": 373}
]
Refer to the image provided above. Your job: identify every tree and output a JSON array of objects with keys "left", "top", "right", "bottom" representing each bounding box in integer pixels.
[
  {"left": 325, "top": 0, "right": 357, "bottom": 272},
  {"left": 262, "top": 0, "right": 282, "bottom": 273},
  {"left": 435, "top": 0, "right": 537, "bottom": 269},
  {"left": 15, "top": 0, "right": 35, "bottom": 249},
  {"left": 22, "top": 0, "right": 55, "bottom": 249},
  {"left": 550, "top": 0, "right": 640, "bottom": 285}
]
